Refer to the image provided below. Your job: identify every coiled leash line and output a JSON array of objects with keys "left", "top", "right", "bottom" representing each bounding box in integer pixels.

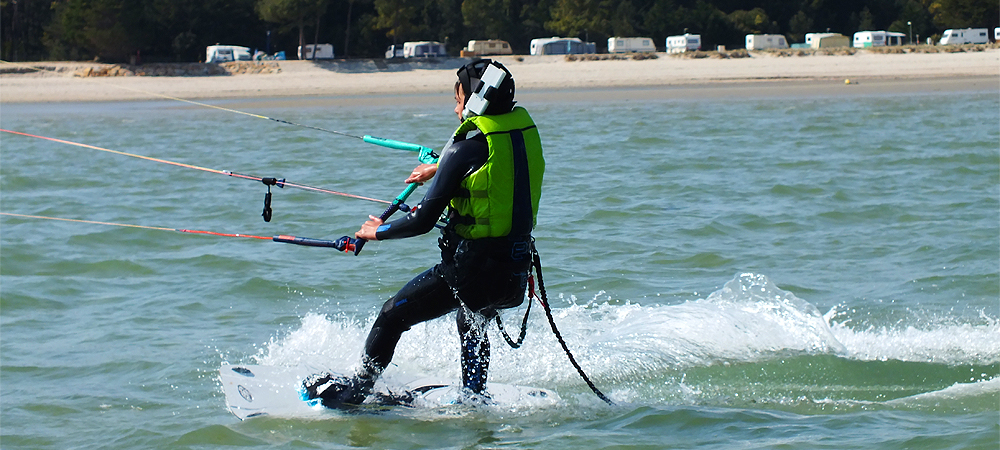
[
  {"left": 496, "top": 242, "right": 613, "bottom": 405},
  {"left": 496, "top": 282, "right": 532, "bottom": 348}
]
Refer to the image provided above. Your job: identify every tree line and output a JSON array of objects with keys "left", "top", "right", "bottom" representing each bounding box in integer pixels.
[{"left": 1, "top": 0, "right": 996, "bottom": 63}]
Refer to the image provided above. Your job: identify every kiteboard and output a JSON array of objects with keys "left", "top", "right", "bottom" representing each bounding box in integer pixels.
[{"left": 220, "top": 363, "right": 560, "bottom": 420}]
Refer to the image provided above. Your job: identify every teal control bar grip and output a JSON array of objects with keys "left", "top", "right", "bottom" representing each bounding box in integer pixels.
[{"left": 362, "top": 135, "right": 439, "bottom": 165}]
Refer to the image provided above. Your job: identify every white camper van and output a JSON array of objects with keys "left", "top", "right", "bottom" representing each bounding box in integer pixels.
[
  {"left": 465, "top": 40, "right": 512, "bottom": 55},
  {"left": 403, "top": 41, "right": 447, "bottom": 58},
  {"left": 853, "top": 31, "right": 906, "bottom": 48},
  {"left": 298, "top": 44, "right": 334, "bottom": 60},
  {"left": 745, "top": 34, "right": 788, "bottom": 50},
  {"left": 608, "top": 37, "right": 656, "bottom": 53},
  {"left": 939, "top": 28, "right": 989, "bottom": 45},
  {"left": 206, "top": 45, "right": 252, "bottom": 63},
  {"left": 529, "top": 37, "right": 596, "bottom": 55},
  {"left": 666, "top": 34, "right": 701, "bottom": 53}
]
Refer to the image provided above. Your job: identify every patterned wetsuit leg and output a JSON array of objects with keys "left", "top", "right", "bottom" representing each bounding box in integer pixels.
[{"left": 458, "top": 306, "right": 491, "bottom": 394}]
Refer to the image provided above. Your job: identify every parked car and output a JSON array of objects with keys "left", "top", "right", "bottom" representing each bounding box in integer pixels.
[
  {"left": 206, "top": 45, "right": 251, "bottom": 63},
  {"left": 385, "top": 45, "right": 404, "bottom": 59},
  {"left": 298, "top": 44, "right": 334, "bottom": 60}
]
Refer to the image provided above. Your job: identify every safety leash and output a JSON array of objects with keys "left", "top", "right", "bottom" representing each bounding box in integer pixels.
[
  {"left": 495, "top": 244, "right": 613, "bottom": 404},
  {"left": 495, "top": 242, "right": 614, "bottom": 405},
  {"left": 495, "top": 281, "right": 533, "bottom": 348}
]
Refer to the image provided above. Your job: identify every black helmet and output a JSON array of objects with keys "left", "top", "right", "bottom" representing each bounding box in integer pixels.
[{"left": 456, "top": 58, "right": 516, "bottom": 116}]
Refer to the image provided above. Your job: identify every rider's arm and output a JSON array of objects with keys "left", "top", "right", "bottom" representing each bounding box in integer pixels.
[{"left": 372, "top": 134, "right": 487, "bottom": 240}]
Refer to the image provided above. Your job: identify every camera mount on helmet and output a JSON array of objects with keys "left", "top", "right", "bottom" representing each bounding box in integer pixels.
[{"left": 457, "top": 59, "right": 515, "bottom": 119}]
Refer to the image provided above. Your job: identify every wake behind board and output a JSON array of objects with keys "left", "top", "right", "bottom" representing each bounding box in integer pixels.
[{"left": 220, "top": 364, "right": 560, "bottom": 420}]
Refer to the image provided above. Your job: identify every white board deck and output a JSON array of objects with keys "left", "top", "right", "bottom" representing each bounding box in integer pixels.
[{"left": 220, "top": 364, "right": 560, "bottom": 420}]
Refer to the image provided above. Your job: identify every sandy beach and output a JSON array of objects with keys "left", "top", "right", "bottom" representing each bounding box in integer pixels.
[{"left": 1, "top": 50, "right": 997, "bottom": 104}]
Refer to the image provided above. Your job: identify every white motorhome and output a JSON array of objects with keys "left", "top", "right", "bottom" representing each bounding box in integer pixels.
[
  {"left": 403, "top": 41, "right": 447, "bottom": 58},
  {"left": 853, "top": 31, "right": 906, "bottom": 48},
  {"left": 608, "top": 37, "right": 656, "bottom": 53},
  {"left": 529, "top": 37, "right": 596, "bottom": 55},
  {"left": 666, "top": 34, "right": 701, "bottom": 53},
  {"left": 206, "top": 45, "right": 251, "bottom": 63},
  {"left": 805, "top": 33, "right": 849, "bottom": 49},
  {"left": 938, "top": 28, "right": 989, "bottom": 45},
  {"left": 465, "top": 40, "right": 512, "bottom": 55},
  {"left": 745, "top": 34, "right": 788, "bottom": 50},
  {"left": 298, "top": 43, "right": 334, "bottom": 60}
]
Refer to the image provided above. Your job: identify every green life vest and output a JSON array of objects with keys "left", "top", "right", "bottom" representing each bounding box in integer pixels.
[{"left": 449, "top": 107, "right": 545, "bottom": 239}]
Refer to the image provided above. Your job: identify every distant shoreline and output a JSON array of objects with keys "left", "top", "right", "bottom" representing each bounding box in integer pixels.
[{"left": 1, "top": 50, "right": 996, "bottom": 104}]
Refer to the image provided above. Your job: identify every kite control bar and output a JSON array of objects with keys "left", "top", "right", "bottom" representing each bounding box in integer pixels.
[
  {"left": 271, "top": 184, "right": 418, "bottom": 255},
  {"left": 274, "top": 137, "right": 438, "bottom": 255},
  {"left": 329, "top": 136, "right": 437, "bottom": 255},
  {"left": 257, "top": 137, "right": 435, "bottom": 224},
  {"left": 272, "top": 234, "right": 360, "bottom": 252}
]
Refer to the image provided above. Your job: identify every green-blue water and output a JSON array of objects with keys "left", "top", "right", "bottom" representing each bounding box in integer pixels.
[{"left": 2, "top": 84, "right": 998, "bottom": 449}]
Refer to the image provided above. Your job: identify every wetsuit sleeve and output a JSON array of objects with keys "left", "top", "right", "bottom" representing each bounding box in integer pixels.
[{"left": 373, "top": 134, "right": 487, "bottom": 240}]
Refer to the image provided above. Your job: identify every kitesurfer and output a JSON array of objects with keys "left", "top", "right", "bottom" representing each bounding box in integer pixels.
[{"left": 303, "top": 59, "right": 545, "bottom": 408}]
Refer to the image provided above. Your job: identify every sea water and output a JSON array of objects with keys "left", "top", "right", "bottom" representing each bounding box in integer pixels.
[{"left": 1, "top": 84, "right": 997, "bottom": 449}]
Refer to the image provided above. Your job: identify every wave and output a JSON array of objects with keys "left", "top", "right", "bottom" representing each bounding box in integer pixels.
[
  {"left": 257, "top": 272, "right": 999, "bottom": 410},
  {"left": 884, "top": 377, "right": 1000, "bottom": 410}
]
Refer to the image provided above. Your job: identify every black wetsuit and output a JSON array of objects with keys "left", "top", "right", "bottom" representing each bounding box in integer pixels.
[{"left": 363, "top": 131, "right": 533, "bottom": 394}]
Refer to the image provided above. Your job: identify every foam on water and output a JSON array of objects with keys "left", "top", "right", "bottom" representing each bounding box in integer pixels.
[
  {"left": 257, "top": 272, "right": 998, "bottom": 411},
  {"left": 829, "top": 311, "right": 999, "bottom": 365}
]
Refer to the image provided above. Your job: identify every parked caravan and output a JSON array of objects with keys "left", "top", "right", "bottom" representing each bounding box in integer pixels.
[
  {"left": 608, "top": 37, "right": 656, "bottom": 53},
  {"left": 938, "top": 28, "right": 989, "bottom": 45},
  {"left": 206, "top": 45, "right": 251, "bottom": 63},
  {"left": 298, "top": 43, "right": 334, "bottom": 60},
  {"left": 529, "top": 37, "right": 596, "bottom": 55},
  {"left": 404, "top": 41, "right": 439, "bottom": 58},
  {"left": 465, "top": 40, "right": 512, "bottom": 55},
  {"left": 805, "top": 33, "right": 849, "bottom": 49},
  {"left": 404, "top": 41, "right": 447, "bottom": 58},
  {"left": 666, "top": 34, "right": 701, "bottom": 53},
  {"left": 853, "top": 31, "right": 906, "bottom": 48},
  {"left": 745, "top": 34, "right": 788, "bottom": 50}
]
